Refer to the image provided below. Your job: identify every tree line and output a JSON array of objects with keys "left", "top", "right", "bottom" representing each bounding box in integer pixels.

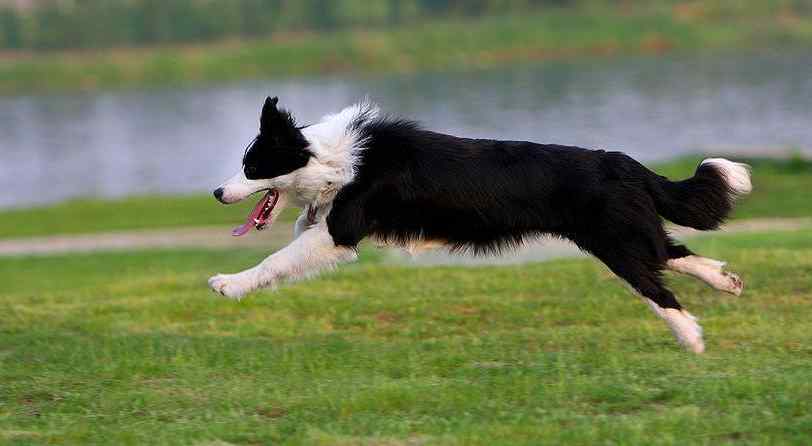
[{"left": 0, "top": 0, "right": 576, "bottom": 50}]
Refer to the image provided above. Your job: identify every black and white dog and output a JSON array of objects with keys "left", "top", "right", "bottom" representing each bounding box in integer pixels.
[{"left": 210, "top": 97, "right": 752, "bottom": 353}]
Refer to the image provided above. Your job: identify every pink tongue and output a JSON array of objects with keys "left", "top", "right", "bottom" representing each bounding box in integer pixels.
[{"left": 231, "top": 191, "right": 272, "bottom": 237}]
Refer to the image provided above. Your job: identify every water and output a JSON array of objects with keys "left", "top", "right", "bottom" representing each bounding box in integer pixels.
[{"left": 1, "top": 50, "right": 810, "bottom": 209}]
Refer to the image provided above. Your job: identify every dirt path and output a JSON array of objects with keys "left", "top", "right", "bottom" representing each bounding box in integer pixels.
[
  {"left": 0, "top": 224, "right": 295, "bottom": 256},
  {"left": 1, "top": 218, "right": 809, "bottom": 264}
]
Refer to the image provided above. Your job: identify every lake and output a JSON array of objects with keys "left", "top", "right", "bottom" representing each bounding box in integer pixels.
[{"left": 1, "top": 50, "right": 809, "bottom": 209}]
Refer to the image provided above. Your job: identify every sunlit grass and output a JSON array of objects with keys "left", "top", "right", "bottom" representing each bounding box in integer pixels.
[{"left": 1, "top": 230, "right": 810, "bottom": 444}]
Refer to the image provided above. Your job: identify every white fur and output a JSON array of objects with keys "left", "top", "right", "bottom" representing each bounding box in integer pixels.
[
  {"left": 643, "top": 299, "right": 705, "bottom": 354},
  {"left": 209, "top": 223, "right": 356, "bottom": 299},
  {"left": 628, "top": 284, "right": 705, "bottom": 353},
  {"left": 210, "top": 103, "right": 373, "bottom": 298},
  {"left": 217, "top": 102, "right": 373, "bottom": 208},
  {"left": 216, "top": 169, "right": 273, "bottom": 204},
  {"left": 303, "top": 101, "right": 377, "bottom": 173},
  {"left": 701, "top": 158, "right": 753, "bottom": 196},
  {"left": 297, "top": 102, "right": 377, "bottom": 206},
  {"left": 293, "top": 211, "right": 311, "bottom": 239},
  {"left": 667, "top": 255, "right": 743, "bottom": 296}
]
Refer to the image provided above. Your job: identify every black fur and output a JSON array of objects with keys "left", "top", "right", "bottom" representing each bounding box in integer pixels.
[
  {"left": 324, "top": 113, "right": 742, "bottom": 312},
  {"left": 243, "top": 97, "right": 311, "bottom": 180},
  {"left": 649, "top": 162, "right": 736, "bottom": 230},
  {"left": 236, "top": 99, "right": 745, "bottom": 314}
]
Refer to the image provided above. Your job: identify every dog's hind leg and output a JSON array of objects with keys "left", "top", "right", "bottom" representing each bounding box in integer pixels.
[
  {"left": 665, "top": 239, "right": 743, "bottom": 296},
  {"left": 601, "top": 250, "right": 704, "bottom": 354},
  {"left": 575, "top": 227, "right": 705, "bottom": 353}
]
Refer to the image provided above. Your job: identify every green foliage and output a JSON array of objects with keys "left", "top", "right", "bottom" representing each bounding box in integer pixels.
[
  {"left": 0, "top": 8, "right": 22, "bottom": 49},
  {"left": 0, "top": 0, "right": 590, "bottom": 51},
  {"left": 3, "top": 0, "right": 809, "bottom": 51},
  {"left": 1, "top": 229, "right": 811, "bottom": 443},
  {"left": 2, "top": 6, "right": 812, "bottom": 94}
]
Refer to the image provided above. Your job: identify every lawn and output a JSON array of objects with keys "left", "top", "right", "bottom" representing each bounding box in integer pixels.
[
  {"left": 2, "top": 156, "right": 811, "bottom": 240},
  {"left": 0, "top": 194, "right": 300, "bottom": 240},
  {"left": 2, "top": 229, "right": 811, "bottom": 444}
]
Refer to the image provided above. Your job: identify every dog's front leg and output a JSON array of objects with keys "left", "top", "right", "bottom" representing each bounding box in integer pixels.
[{"left": 208, "top": 223, "right": 357, "bottom": 299}]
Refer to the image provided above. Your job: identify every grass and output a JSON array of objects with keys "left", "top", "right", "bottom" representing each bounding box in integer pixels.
[
  {"left": 2, "top": 8, "right": 812, "bottom": 94},
  {"left": 1, "top": 156, "right": 810, "bottom": 240},
  {"left": 1, "top": 229, "right": 811, "bottom": 444},
  {"left": 0, "top": 194, "right": 299, "bottom": 239}
]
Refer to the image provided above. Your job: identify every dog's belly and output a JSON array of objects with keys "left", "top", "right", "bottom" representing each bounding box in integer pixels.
[{"left": 372, "top": 236, "right": 449, "bottom": 255}]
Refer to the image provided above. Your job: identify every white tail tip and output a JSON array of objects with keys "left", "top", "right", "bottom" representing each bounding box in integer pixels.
[{"left": 701, "top": 158, "right": 753, "bottom": 196}]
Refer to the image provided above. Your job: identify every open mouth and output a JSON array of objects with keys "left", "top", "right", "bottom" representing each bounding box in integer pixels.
[{"left": 231, "top": 189, "right": 279, "bottom": 237}]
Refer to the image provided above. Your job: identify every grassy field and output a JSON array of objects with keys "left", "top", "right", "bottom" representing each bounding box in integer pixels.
[
  {"left": 1, "top": 156, "right": 810, "bottom": 240},
  {"left": 2, "top": 228, "right": 811, "bottom": 444},
  {"left": 2, "top": 154, "right": 811, "bottom": 443},
  {"left": 0, "top": 194, "right": 299, "bottom": 240},
  {"left": 2, "top": 7, "right": 812, "bottom": 94}
]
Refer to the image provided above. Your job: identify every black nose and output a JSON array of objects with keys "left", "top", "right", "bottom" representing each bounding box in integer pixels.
[{"left": 213, "top": 187, "right": 224, "bottom": 202}]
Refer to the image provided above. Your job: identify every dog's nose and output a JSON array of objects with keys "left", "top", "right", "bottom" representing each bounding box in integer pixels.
[{"left": 213, "top": 187, "right": 225, "bottom": 202}]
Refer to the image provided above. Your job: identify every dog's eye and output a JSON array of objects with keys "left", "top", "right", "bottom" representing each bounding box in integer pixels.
[{"left": 244, "top": 166, "right": 257, "bottom": 177}]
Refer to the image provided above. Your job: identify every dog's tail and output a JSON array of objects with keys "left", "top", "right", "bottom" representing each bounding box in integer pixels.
[{"left": 646, "top": 158, "right": 752, "bottom": 230}]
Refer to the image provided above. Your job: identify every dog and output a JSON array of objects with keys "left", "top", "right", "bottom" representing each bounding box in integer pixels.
[{"left": 210, "top": 97, "right": 752, "bottom": 353}]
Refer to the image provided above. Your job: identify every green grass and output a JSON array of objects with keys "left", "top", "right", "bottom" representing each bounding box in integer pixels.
[
  {"left": 2, "top": 229, "right": 811, "bottom": 444},
  {"left": 1, "top": 156, "right": 810, "bottom": 240},
  {"left": 2, "top": 8, "right": 812, "bottom": 94},
  {"left": 0, "top": 194, "right": 299, "bottom": 239}
]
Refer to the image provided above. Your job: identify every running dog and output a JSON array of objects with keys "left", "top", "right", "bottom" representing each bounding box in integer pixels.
[{"left": 210, "top": 97, "right": 752, "bottom": 353}]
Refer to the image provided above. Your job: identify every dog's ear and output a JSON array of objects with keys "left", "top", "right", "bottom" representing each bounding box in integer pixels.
[
  {"left": 258, "top": 97, "right": 305, "bottom": 149},
  {"left": 264, "top": 96, "right": 278, "bottom": 111},
  {"left": 260, "top": 96, "right": 280, "bottom": 130}
]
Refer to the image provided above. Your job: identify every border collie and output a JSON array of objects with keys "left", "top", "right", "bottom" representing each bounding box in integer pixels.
[{"left": 210, "top": 97, "right": 752, "bottom": 353}]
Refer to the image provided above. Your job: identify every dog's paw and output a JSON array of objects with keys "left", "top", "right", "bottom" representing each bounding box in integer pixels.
[
  {"left": 208, "top": 273, "right": 255, "bottom": 300},
  {"left": 721, "top": 270, "right": 744, "bottom": 296}
]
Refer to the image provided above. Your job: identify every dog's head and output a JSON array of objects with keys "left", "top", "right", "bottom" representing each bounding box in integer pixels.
[
  {"left": 214, "top": 97, "right": 311, "bottom": 204},
  {"left": 213, "top": 97, "right": 313, "bottom": 236}
]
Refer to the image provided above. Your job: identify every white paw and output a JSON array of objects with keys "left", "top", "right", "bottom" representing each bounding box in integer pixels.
[
  {"left": 668, "top": 256, "right": 744, "bottom": 297},
  {"left": 208, "top": 272, "right": 255, "bottom": 300},
  {"left": 720, "top": 270, "right": 744, "bottom": 296},
  {"left": 664, "top": 309, "right": 705, "bottom": 354}
]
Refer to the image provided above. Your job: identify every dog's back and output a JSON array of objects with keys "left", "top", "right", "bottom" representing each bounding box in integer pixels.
[{"left": 337, "top": 120, "right": 749, "bottom": 253}]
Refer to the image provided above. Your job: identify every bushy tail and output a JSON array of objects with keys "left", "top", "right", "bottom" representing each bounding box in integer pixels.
[{"left": 649, "top": 158, "right": 752, "bottom": 230}]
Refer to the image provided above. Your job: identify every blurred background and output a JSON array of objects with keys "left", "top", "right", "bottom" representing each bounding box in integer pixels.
[
  {"left": 0, "top": 0, "right": 810, "bottom": 233},
  {"left": 5, "top": 4, "right": 812, "bottom": 442}
]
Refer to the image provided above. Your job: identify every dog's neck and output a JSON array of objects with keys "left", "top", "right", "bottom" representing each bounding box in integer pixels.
[{"left": 295, "top": 102, "right": 378, "bottom": 207}]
